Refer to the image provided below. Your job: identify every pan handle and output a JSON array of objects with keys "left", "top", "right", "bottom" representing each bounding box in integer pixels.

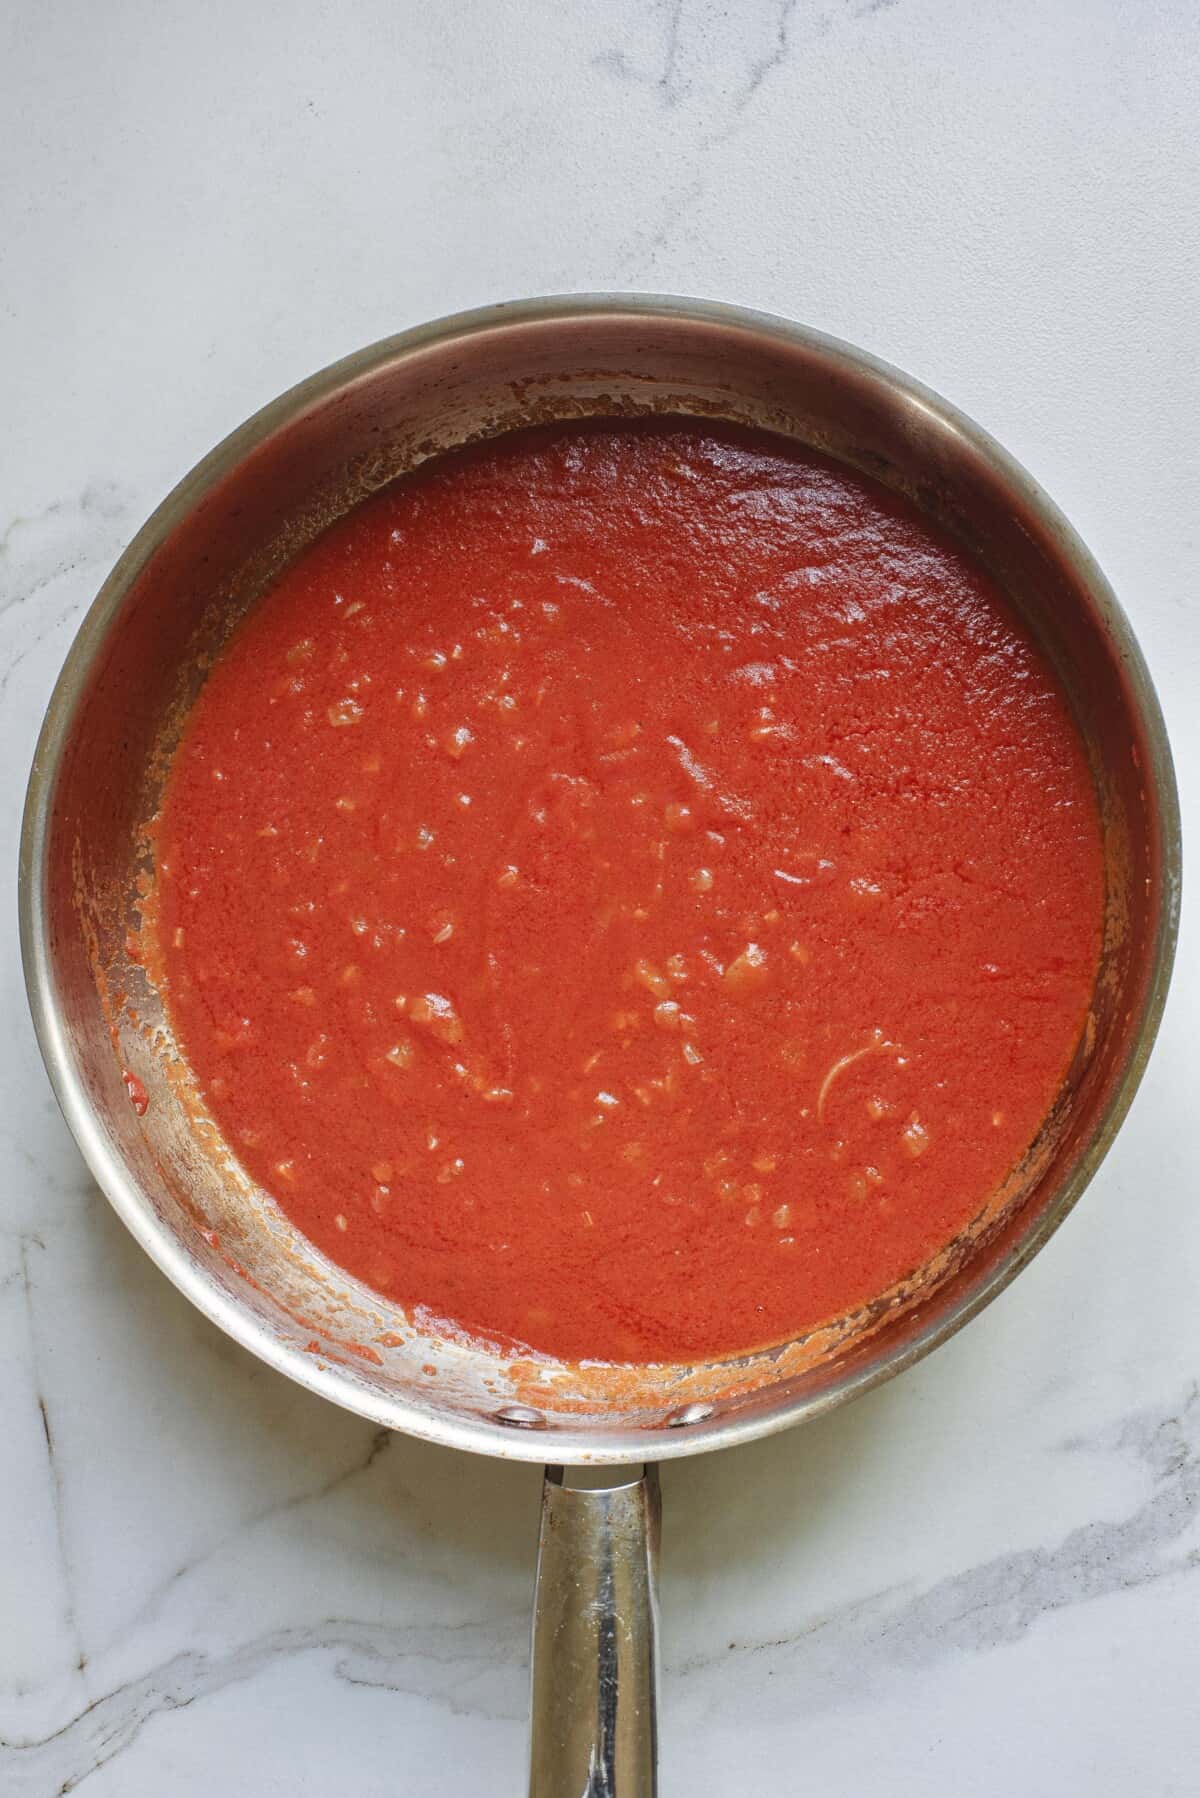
[{"left": 529, "top": 1463, "right": 661, "bottom": 1797}]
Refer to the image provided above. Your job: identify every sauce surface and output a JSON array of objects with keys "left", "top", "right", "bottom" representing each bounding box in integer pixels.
[{"left": 157, "top": 422, "right": 1104, "bottom": 1362}]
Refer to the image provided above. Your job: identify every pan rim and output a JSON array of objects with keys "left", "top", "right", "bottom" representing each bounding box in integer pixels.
[{"left": 18, "top": 292, "right": 1182, "bottom": 1463}]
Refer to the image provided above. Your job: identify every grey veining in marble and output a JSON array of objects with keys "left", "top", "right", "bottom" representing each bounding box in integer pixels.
[{"left": 2, "top": 1, "right": 1196, "bottom": 1793}]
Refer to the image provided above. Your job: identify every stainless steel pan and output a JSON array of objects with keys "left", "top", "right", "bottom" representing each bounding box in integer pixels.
[{"left": 20, "top": 296, "right": 1180, "bottom": 1795}]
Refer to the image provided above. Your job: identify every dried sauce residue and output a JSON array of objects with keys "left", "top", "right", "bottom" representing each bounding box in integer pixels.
[{"left": 121, "top": 1069, "right": 149, "bottom": 1116}]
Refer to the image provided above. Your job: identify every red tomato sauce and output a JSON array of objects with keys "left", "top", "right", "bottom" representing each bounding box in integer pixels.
[{"left": 157, "top": 422, "right": 1104, "bottom": 1363}]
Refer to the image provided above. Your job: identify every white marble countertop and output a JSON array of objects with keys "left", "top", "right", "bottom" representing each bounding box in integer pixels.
[{"left": 3, "top": 3, "right": 1197, "bottom": 1792}]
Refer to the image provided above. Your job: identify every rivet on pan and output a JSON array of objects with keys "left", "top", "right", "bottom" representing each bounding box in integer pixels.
[
  {"left": 666, "top": 1401, "right": 713, "bottom": 1427},
  {"left": 495, "top": 1404, "right": 547, "bottom": 1429}
]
